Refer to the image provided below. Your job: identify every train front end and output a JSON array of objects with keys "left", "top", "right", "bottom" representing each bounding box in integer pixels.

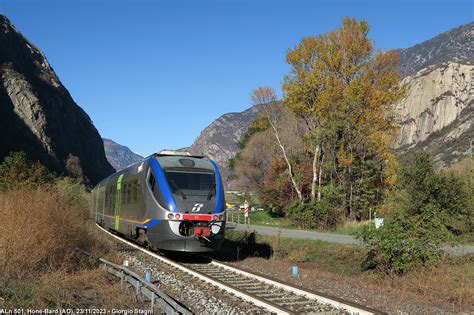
[{"left": 146, "top": 153, "right": 226, "bottom": 252}]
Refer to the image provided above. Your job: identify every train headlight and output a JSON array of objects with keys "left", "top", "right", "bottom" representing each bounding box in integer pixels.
[
  {"left": 219, "top": 214, "right": 224, "bottom": 221},
  {"left": 211, "top": 222, "right": 222, "bottom": 234},
  {"left": 167, "top": 213, "right": 173, "bottom": 220}
]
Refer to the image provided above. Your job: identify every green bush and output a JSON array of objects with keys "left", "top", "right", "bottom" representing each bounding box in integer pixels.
[
  {"left": 357, "top": 151, "right": 472, "bottom": 274},
  {"left": 287, "top": 184, "right": 343, "bottom": 230},
  {"left": 288, "top": 200, "right": 343, "bottom": 230},
  {"left": 0, "top": 151, "right": 53, "bottom": 190},
  {"left": 55, "top": 177, "right": 90, "bottom": 214},
  {"left": 357, "top": 211, "right": 447, "bottom": 274}
]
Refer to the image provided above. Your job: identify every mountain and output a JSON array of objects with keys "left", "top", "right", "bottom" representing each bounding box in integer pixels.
[
  {"left": 0, "top": 14, "right": 114, "bottom": 184},
  {"left": 189, "top": 22, "right": 473, "bottom": 187},
  {"left": 103, "top": 138, "right": 143, "bottom": 171},
  {"left": 394, "top": 61, "right": 473, "bottom": 166},
  {"left": 398, "top": 22, "right": 473, "bottom": 78},
  {"left": 189, "top": 105, "right": 264, "bottom": 186}
]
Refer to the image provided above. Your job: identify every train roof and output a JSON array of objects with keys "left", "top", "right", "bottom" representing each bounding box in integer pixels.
[
  {"left": 94, "top": 153, "right": 214, "bottom": 189},
  {"left": 146, "top": 152, "right": 207, "bottom": 159}
]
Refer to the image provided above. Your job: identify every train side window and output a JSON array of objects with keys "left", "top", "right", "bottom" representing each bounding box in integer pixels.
[
  {"left": 123, "top": 183, "right": 129, "bottom": 205},
  {"left": 131, "top": 181, "right": 138, "bottom": 203},
  {"left": 147, "top": 171, "right": 167, "bottom": 209},
  {"left": 148, "top": 173, "right": 156, "bottom": 191},
  {"left": 127, "top": 183, "right": 132, "bottom": 204},
  {"left": 136, "top": 181, "right": 142, "bottom": 204},
  {"left": 106, "top": 185, "right": 116, "bottom": 215},
  {"left": 122, "top": 183, "right": 126, "bottom": 205}
]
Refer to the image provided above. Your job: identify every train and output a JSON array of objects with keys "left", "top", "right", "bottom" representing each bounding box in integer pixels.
[{"left": 91, "top": 151, "right": 226, "bottom": 252}]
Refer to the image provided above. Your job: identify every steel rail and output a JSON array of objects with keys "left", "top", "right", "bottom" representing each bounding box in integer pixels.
[
  {"left": 97, "top": 224, "right": 290, "bottom": 314},
  {"left": 206, "top": 259, "right": 381, "bottom": 315},
  {"left": 97, "top": 224, "right": 383, "bottom": 315}
]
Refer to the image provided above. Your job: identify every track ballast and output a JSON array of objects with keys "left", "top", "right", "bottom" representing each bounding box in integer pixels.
[{"left": 97, "top": 224, "right": 381, "bottom": 315}]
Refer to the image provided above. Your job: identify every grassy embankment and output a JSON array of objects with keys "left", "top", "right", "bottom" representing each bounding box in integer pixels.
[
  {"left": 229, "top": 209, "right": 474, "bottom": 243},
  {"left": 0, "top": 179, "right": 144, "bottom": 309},
  {"left": 227, "top": 210, "right": 367, "bottom": 235},
  {"left": 224, "top": 230, "right": 474, "bottom": 311}
]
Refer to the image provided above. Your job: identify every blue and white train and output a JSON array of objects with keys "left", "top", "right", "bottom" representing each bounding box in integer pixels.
[{"left": 91, "top": 152, "right": 226, "bottom": 252}]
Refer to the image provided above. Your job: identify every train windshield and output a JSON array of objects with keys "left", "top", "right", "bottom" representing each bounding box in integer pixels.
[{"left": 165, "top": 171, "right": 215, "bottom": 197}]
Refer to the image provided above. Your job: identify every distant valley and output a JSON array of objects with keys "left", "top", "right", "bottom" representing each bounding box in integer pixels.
[{"left": 103, "top": 138, "right": 143, "bottom": 171}]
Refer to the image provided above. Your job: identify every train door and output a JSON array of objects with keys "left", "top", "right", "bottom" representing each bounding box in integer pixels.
[
  {"left": 114, "top": 174, "right": 124, "bottom": 231},
  {"left": 94, "top": 188, "right": 99, "bottom": 221},
  {"left": 98, "top": 185, "right": 106, "bottom": 222}
]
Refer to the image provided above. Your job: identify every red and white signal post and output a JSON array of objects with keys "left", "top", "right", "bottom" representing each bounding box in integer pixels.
[{"left": 243, "top": 200, "right": 249, "bottom": 224}]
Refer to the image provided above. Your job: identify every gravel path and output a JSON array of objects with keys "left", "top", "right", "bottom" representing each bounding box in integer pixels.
[{"left": 230, "top": 223, "right": 474, "bottom": 254}]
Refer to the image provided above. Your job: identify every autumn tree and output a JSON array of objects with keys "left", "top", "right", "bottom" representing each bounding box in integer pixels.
[
  {"left": 250, "top": 86, "right": 304, "bottom": 201},
  {"left": 234, "top": 100, "right": 307, "bottom": 210},
  {"left": 65, "top": 153, "right": 87, "bottom": 184},
  {"left": 283, "top": 17, "right": 405, "bottom": 219}
]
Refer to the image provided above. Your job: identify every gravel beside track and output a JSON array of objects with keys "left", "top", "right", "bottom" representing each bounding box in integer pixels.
[
  {"left": 182, "top": 261, "right": 351, "bottom": 314},
  {"left": 97, "top": 226, "right": 263, "bottom": 313},
  {"left": 98, "top": 224, "right": 379, "bottom": 314},
  {"left": 121, "top": 249, "right": 264, "bottom": 314}
]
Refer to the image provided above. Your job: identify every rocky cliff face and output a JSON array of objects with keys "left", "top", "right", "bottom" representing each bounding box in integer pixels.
[
  {"left": 395, "top": 62, "right": 473, "bottom": 166},
  {"left": 189, "top": 22, "right": 473, "bottom": 187},
  {"left": 189, "top": 105, "right": 264, "bottom": 185},
  {"left": 0, "top": 14, "right": 114, "bottom": 184},
  {"left": 103, "top": 138, "right": 143, "bottom": 171}
]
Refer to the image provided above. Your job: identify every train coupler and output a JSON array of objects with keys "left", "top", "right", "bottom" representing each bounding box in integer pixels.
[{"left": 194, "top": 226, "right": 211, "bottom": 238}]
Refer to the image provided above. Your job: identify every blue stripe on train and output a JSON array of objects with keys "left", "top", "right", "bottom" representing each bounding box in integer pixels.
[
  {"left": 119, "top": 218, "right": 162, "bottom": 228},
  {"left": 210, "top": 160, "right": 224, "bottom": 213},
  {"left": 144, "top": 219, "right": 162, "bottom": 228}
]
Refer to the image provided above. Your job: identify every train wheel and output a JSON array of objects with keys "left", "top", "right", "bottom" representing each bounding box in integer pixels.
[{"left": 136, "top": 228, "right": 149, "bottom": 246}]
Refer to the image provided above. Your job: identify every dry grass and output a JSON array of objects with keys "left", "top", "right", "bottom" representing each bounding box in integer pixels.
[
  {"left": 0, "top": 187, "right": 99, "bottom": 280},
  {"left": 0, "top": 184, "right": 144, "bottom": 308},
  {"left": 386, "top": 256, "right": 474, "bottom": 311},
  {"left": 0, "top": 269, "right": 147, "bottom": 309}
]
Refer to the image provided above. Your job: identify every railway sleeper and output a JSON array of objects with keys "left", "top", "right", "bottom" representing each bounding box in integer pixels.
[
  {"left": 230, "top": 284, "right": 267, "bottom": 291},
  {"left": 224, "top": 279, "right": 262, "bottom": 285},
  {"left": 266, "top": 295, "right": 308, "bottom": 302},
  {"left": 246, "top": 289, "right": 275, "bottom": 295},
  {"left": 202, "top": 272, "right": 228, "bottom": 277},
  {"left": 238, "top": 285, "right": 274, "bottom": 291},
  {"left": 188, "top": 266, "right": 218, "bottom": 271},
  {"left": 254, "top": 292, "right": 289, "bottom": 298},
  {"left": 280, "top": 300, "right": 322, "bottom": 307},
  {"left": 245, "top": 286, "right": 277, "bottom": 292}
]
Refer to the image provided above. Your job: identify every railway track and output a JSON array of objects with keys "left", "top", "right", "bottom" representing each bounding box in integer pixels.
[{"left": 97, "top": 224, "right": 381, "bottom": 314}]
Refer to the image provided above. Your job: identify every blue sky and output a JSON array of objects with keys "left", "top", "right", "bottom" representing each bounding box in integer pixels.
[{"left": 0, "top": 0, "right": 472, "bottom": 156}]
